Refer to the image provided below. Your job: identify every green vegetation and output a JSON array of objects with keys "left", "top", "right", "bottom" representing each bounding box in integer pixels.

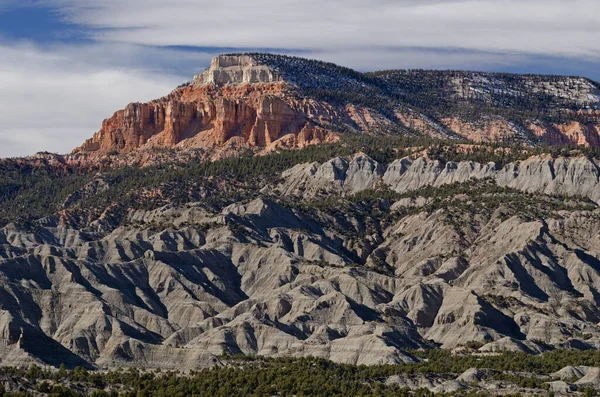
[
  {"left": 240, "top": 52, "right": 399, "bottom": 118},
  {"left": 0, "top": 159, "right": 91, "bottom": 226},
  {"left": 294, "top": 178, "right": 596, "bottom": 244},
  {"left": 0, "top": 134, "right": 461, "bottom": 227},
  {"left": 241, "top": 53, "right": 600, "bottom": 128},
  {"left": 237, "top": 54, "right": 600, "bottom": 127},
  {"left": 281, "top": 177, "right": 597, "bottom": 275},
  {"left": 5, "top": 350, "right": 600, "bottom": 396},
  {"left": 4, "top": 55, "right": 599, "bottom": 229},
  {"left": 368, "top": 70, "right": 600, "bottom": 125},
  {"left": 2, "top": 133, "right": 600, "bottom": 229},
  {"left": 406, "top": 178, "right": 597, "bottom": 221}
]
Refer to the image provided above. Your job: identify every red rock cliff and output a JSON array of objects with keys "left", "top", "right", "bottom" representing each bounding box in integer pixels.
[{"left": 75, "top": 83, "right": 335, "bottom": 156}]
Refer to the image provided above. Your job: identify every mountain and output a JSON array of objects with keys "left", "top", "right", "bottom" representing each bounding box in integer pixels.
[
  {"left": 73, "top": 53, "right": 600, "bottom": 162},
  {"left": 5, "top": 54, "right": 600, "bottom": 382}
]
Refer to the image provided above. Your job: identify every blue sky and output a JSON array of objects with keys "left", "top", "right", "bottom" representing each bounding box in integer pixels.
[
  {"left": 0, "top": 5, "right": 75, "bottom": 42},
  {"left": 0, "top": 0, "right": 599, "bottom": 157}
]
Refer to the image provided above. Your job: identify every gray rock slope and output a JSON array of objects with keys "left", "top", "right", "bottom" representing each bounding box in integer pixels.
[
  {"left": 274, "top": 153, "right": 600, "bottom": 204},
  {"left": 3, "top": 190, "right": 600, "bottom": 369},
  {"left": 3, "top": 153, "right": 600, "bottom": 370}
]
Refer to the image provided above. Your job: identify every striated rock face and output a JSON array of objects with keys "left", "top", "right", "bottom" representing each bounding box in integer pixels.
[
  {"left": 529, "top": 121, "right": 600, "bottom": 147},
  {"left": 192, "top": 54, "right": 282, "bottom": 87},
  {"left": 9, "top": 55, "right": 600, "bottom": 373},
  {"left": 75, "top": 54, "right": 354, "bottom": 157},
  {"left": 273, "top": 153, "right": 385, "bottom": 197},
  {"left": 383, "top": 155, "right": 600, "bottom": 204},
  {"left": 75, "top": 83, "right": 337, "bottom": 156},
  {"left": 78, "top": 98, "right": 195, "bottom": 153},
  {"left": 6, "top": 150, "right": 600, "bottom": 369},
  {"left": 441, "top": 117, "right": 523, "bottom": 143},
  {"left": 0, "top": 198, "right": 428, "bottom": 369},
  {"left": 275, "top": 153, "right": 600, "bottom": 204}
]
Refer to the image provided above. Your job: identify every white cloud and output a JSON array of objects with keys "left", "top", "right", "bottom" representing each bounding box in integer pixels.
[
  {"left": 0, "top": 41, "right": 215, "bottom": 157},
  {"left": 46, "top": 0, "right": 600, "bottom": 58},
  {"left": 295, "top": 48, "right": 531, "bottom": 72}
]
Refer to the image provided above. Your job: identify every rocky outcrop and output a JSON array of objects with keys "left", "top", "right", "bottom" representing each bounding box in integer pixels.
[
  {"left": 75, "top": 83, "right": 337, "bottom": 156},
  {"left": 275, "top": 154, "right": 600, "bottom": 204},
  {"left": 272, "top": 153, "right": 385, "bottom": 197},
  {"left": 0, "top": 198, "right": 431, "bottom": 369},
  {"left": 192, "top": 54, "right": 282, "bottom": 87},
  {"left": 384, "top": 155, "right": 600, "bottom": 204},
  {"left": 552, "top": 365, "right": 592, "bottom": 380},
  {"left": 77, "top": 99, "right": 193, "bottom": 152},
  {"left": 441, "top": 117, "right": 522, "bottom": 143},
  {"left": 8, "top": 54, "right": 600, "bottom": 374},
  {"left": 576, "top": 368, "right": 600, "bottom": 388},
  {"left": 529, "top": 121, "right": 600, "bottom": 147}
]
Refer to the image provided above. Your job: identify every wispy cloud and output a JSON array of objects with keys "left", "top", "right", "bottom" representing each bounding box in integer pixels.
[
  {"left": 0, "top": 40, "right": 214, "bottom": 157},
  {"left": 47, "top": 0, "right": 600, "bottom": 58}
]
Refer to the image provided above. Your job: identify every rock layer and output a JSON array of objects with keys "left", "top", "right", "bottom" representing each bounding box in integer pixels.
[
  {"left": 192, "top": 54, "right": 282, "bottom": 87},
  {"left": 75, "top": 84, "right": 336, "bottom": 156},
  {"left": 275, "top": 154, "right": 600, "bottom": 204}
]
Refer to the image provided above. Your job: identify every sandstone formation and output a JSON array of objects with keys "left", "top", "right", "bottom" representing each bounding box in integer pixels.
[
  {"left": 192, "top": 54, "right": 282, "bottom": 86},
  {"left": 75, "top": 83, "right": 336, "bottom": 157}
]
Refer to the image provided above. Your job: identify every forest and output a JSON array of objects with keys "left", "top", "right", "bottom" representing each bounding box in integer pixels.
[
  {"left": 2, "top": 133, "right": 600, "bottom": 228},
  {"left": 4, "top": 350, "right": 600, "bottom": 396},
  {"left": 237, "top": 53, "right": 600, "bottom": 125}
]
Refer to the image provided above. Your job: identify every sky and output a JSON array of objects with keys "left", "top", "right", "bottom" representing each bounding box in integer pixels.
[{"left": 0, "top": 0, "right": 599, "bottom": 157}]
